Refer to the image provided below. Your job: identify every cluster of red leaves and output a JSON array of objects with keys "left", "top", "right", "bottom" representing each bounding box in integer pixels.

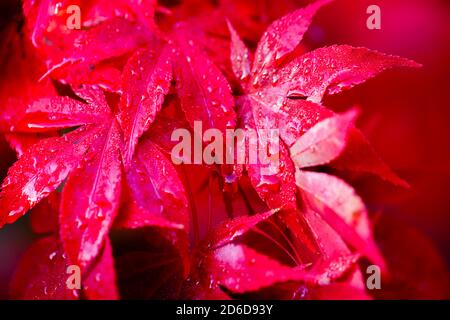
[{"left": 0, "top": 0, "right": 448, "bottom": 299}]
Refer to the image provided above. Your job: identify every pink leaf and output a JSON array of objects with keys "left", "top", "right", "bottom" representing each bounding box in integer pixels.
[
  {"left": 248, "top": 96, "right": 333, "bottom": 148},
  {"left": 290, "top": 109, "right": 357, "bottom": 168},
  {"left": 277, "top": 99, "right": 333, "bottom": 147},
  {"left": 247, "top": 142, "right": 297, "bottom": 209},
  {"left": 72, "top": 85, "right": 111, "bottom": 112},
  {"left": 303, "top": 208, "right": 351, "bottom": 260},
  {"left": 251, "top": 96, "right": 406, "bottom": 186},
  {"left": 296, "top": 170, "right": 384, "bottom": 267},
  {"left": 199, "top": 242, "right": 356, "bottom": 295},
  {"left": 193, "top": 210, "right": 358, "bottom": 295}
]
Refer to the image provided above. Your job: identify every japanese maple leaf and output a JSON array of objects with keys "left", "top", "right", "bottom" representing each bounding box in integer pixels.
[
  {"left": 24, "top": 0, "right": 158, "bottom": 91},
  {"left": 115, "top": 43, "right": 190, "bottom": 233},
  {"left": 42, "top": 17, "right": 155, "bottom": 92},
  {"left": 1, "top": 0, "right": 435, "bottom": 301},
  {"left": 227, "top": 0, "right": 419, "bottom": 191},
  {"left": 8, "top": 186, "right": 118, "bottom": 300},
  {"left": 25, "top": 0, "right": 157, "bottom": 49},
  {"left": 225, "top": 0, "right": 418, "bottom": 266},
  {"left": 9, "top": 236, "right": 80, "bottom": 300},
  {"left": 118, "top": 43, "right": 173, "bottom": 166},
  {"left": 170, "top": 23, "right": 236, "bottom": 136},
  {"left": 0, "top": 80, "right": 188, "bottom": 278},
  {"left": 188, "top": 209, "right": 364, "bottom": 299},
  {"left": 0, "top": 20, "right": 58, "bottom": 156},
  {"left": 7, "top": 136, "right": 189, "bottom": 300},
  {"left": 10, "top": 234, "right": 119, "bottom": 300},
  {"left": 0, "top": 86, "right": 122, "bottom": 270},
  {"left": 286, "top": 109, "right": 385, "bottom": 266}
]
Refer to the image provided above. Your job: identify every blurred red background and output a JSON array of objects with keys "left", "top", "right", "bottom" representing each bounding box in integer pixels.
[{"left": 0, "top": 0, "right": 449, "bottom": 298}]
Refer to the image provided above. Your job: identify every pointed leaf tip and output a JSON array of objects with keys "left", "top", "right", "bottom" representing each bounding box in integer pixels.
[
  {"left": 290, "top": 109, "right": 358, "bottom": 168},
  {"left": 226, "top": 19, "right": 251, "bottom": 82}
]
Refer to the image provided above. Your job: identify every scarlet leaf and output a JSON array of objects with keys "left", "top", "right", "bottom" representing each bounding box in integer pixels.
[
  {"left": 24, "top": 0, "right": 156, "bottom": 49},
  {"left": 226, "top": 20, "right": 251, "bottom": 82},
  {"left": 254, "top": 98, "right": 333, "bottom": 148},
  {"left": 115, "top": 138, "right": 188, "bottom": 231},
  {"left": 172, "top": 24, "right": 236, "bottom": 134},
  {"left": 237, "top": 96, "right": 297, "bottom": 209},
  {"left": 249, "top": 95, "right": 405, "bottom": 186},
  {"left": 19, "top": 96, "right": 108, "bottom": 132},
  {"left": 83, "top": 238, "right": 119, "bottom": 300},
  {"left": 207, "top": 210, "right": 277, "bottom": 248},
  {"left": 302, "top": 208, "right": 351, "bottom": 260},
  {"left": 246, "top": 142, "right": 297, "bottom": 210},
  {"left": 0, "top": 127, "right": 95, "bottom": 227},
  {"left": 69, "top": 17, "right": 150, "bottom": 61},
  {"left": 119, "top": 45, "right": 173, "bottom": 166},
  {"left": 0, "top": 0, "right": 428, "bottom": 300},
  {"left": 60, "top": 122, "right": 122, "bottom": 270},
  {"left": 10, "top": 236, "right": 79, "bottom": 300},
  {"left": 205, "top": 243, "right": 309, "bottom": 293},
  {"left": 275, "top": 45, "right": 421, "bottom": 103},
  {"left": 43, "top": 18, "right": 153, "bottom": 84},
  {"left": 195, "top": 213, "right": 359, "bottom": 295},
  {"left": 251, "top": 0, "right": 331, "bottom": 82}
]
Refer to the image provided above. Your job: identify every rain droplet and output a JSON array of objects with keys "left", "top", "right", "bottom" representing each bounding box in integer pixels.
[{"left": 49, "top": 251, "right": 57, "bottom": 261}]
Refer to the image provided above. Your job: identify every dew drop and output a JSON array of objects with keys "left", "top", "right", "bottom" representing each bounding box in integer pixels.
[{"left": 49, "top": 251, "right": 57, "bottom": 261}]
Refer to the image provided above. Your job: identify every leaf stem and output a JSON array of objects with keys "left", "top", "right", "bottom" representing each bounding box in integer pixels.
[
  {"left": 266, "top": 218, "right": 302, "bottom": 265},
  {"left": 252, "top": 226, "right": 300, "bottom": 266}
]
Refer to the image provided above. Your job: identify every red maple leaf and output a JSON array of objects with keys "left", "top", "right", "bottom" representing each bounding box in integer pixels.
[
  {"left": 0, "top": 83, "right": 188, "bottom": 298},
  {"left": 1, "top": 0, "right": 447, "bottom": 301}
]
